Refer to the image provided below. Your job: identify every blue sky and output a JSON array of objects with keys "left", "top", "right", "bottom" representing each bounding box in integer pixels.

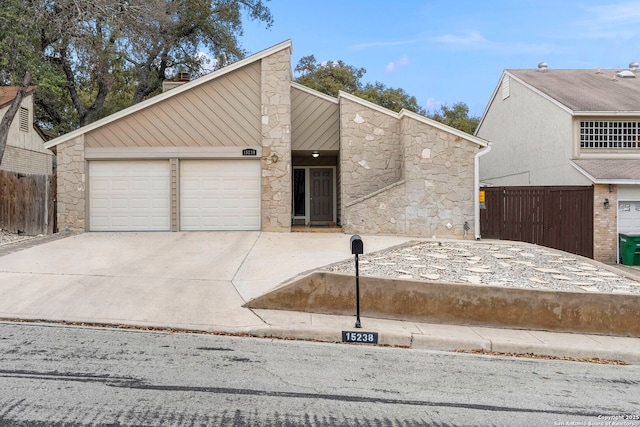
[{"left": 240, "top": 0, "right": 640, "bottom": 117}]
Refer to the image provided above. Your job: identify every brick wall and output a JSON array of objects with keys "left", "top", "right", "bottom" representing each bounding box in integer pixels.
[{"left": 593, "top": 184, "right": 618, "bottom": 263}]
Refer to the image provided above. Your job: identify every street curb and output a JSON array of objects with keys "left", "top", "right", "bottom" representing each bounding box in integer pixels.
[
  {"left": 411, "top": 334, "right": 492, "bottom": 352},
  {"left": 489, "top": 341, "right": 640, "bottom": 365},
  {"left": 2, "top": 317, "right": 639, "bottom": 365}
]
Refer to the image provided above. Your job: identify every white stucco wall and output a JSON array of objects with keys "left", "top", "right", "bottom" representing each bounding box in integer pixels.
[{"left": 477, "top": 74, "right": 591, "bottom": 186}]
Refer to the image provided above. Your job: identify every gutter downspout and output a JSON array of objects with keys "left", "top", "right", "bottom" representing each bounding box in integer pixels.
[{"left": 474, "top": 143, "right": 492, "bottom": 240}]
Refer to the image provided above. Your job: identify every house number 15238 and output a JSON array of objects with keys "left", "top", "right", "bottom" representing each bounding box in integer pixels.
[{"left": 342, "top": 331, "right": 378, "bottom": 344}]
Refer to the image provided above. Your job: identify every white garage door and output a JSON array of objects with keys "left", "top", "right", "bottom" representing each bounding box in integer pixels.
[
  {"left": 618, "top": 186, "right": 640, "bottom": 235},
  {"left": 89, "top": 160, "right": 171, "bottom": 231},
  {"left": 180, "top": 160, "right": 261, "bottom": 231},
  {"left": 618, "top": 201, "right": 640, "bottom": 234}
]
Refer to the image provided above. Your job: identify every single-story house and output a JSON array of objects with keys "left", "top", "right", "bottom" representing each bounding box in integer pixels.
[{"left": 44, "top": 40, "right": 489, "bottom": 238}]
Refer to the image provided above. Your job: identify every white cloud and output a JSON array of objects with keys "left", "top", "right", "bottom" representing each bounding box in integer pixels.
[
  {"left": 433, "top": 31, "right": 488, "bottom": 46},
  {"left": 432, "top": 30, "right": 554, "bottom": 55},
  {"left": 425, "top": 97, "right": 442, "bottom": 113},
  {"left": 576, "top": 1, "right": 640, "bottom": 40},
  {"left": 385, "top": 55, "right": 412, "bottom": 73},
  {"left": 351, "top": 40, "right": 419, "bottom": 50},
  {"left": 589, "top": 1, "right": 640, "bottom": 24}
]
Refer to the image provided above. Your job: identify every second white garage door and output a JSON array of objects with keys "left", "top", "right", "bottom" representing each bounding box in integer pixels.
[{"left": 180, "top": 160, "right": 261, "bottom": 231}]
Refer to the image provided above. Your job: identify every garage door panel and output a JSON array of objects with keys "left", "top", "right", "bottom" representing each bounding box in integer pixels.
[
  {"left": 110, "top": 180, "right": 131, "bottom": 191},
  {"left": 180, "top": 160, "right": 260, "bottom": 231},
  {"left": 90, "top": 161, "right": 170, "bottom": 231},
  {"left": 110, "top": 198, "right": 130, "bottom": 209}
]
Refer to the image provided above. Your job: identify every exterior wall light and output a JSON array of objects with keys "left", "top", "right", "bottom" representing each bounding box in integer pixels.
[
  {"left": 311, "top": 152, "right": 320, "bottom": 158},
  {"left": 604, "top": 198, "right": 610, "bottom": 209},
  {"left": 270, "top": 152, "right": 279, "bottom": 163}
]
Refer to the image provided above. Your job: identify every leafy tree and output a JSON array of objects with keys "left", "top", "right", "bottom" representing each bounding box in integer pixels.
[
  {"left": 0, "top": 0, "right": 273, "bottom": 135},
  {"left": 294, "top": 55, "right": 365, "bottom": 97},
  {"left": 0, "top": 0, "right": 40, "bottom": 162},
  {"left": 295, "top": 56, "right": 482, "bottom": 134},
  {"left": 358, "top": 82, "right": 426, "bottom": 115},
  {"left": 427, "top": 102, "right": 480, "bottom": 135},
  {"left": 294, "top": 55, "right": 425, "bottom": 115}
]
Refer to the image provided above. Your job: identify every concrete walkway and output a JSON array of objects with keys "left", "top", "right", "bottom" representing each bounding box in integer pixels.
[{"left": 1, "top": 231, "right": 639, "bottom": 364}]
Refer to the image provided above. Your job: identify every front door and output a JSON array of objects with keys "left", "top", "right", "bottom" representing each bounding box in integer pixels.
[{"left": 310, "top": 168, "right": 333, "bottom": 223}]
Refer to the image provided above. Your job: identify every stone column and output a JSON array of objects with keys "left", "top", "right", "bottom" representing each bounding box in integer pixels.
[
  {"left": 260, "top": 48, "right": 292, "bottom": 231},
  {"left": 56, "top": 136, "right": 86, "bottom": 232}
]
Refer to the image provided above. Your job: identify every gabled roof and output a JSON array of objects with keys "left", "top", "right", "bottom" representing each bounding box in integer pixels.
[
  {"left": 339, "top": 91, "right": 488, "bottom": 148},
  {"left": 44, "top": 40, "right": 292, "bottom": 149},
  {"left": 291, "top": 82, "right": 338, "bottom": 104},
  {"left": 0, "top": 86, "right": 35, "bottom": 109},
  {"left": 507, "top": 69, "right": 640, "bottom": 113},
  {"left": 571, "top": 159, "right": 640, "bottom": 184}
]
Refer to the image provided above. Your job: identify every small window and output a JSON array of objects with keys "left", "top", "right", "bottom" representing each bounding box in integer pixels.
[
  {"left": 293, "top": 169, "right": 305, "bottom": 216},
  {"left": 19, "top": 107, "right": 29, "bottom": 133},
  {"left": 502, "top": 75, "right": 510, "bottom": 100}
]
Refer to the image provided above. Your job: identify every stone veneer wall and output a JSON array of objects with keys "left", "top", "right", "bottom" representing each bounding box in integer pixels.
[
  {"left": 260, "top": 48, "right": 292, "bottom": 231},
  {"left": 341, "top": 109, "right": 478, "bottom": 239},
  {"left": 56, "top": 136, "right": 86, "bottom": 231},
  {"left": 593, "top": 184, "right": 617, "bottom": 263},
  {"left": 339, "top": 98, "right": 403, "bottom": 205},
  {"left": 401, "top": 116, "right": 477, "bottom": 237}
]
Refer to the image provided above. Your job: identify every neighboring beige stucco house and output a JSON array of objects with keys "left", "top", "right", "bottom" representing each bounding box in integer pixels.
[
  {"left": 1, "top": 86, "right": 55, "bottom": 235},
  {"left": 477, "top": 63, "right": 640, "bottom": 263},
  {"left": 0, "top": 87, "right": 53, "bottom": 175},
  {"left": 45, "top": 40, "right": 488, "bottom": 239}
]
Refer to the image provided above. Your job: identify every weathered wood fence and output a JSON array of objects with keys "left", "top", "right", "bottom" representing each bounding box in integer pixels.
[
  {"left": 0, "top": 170, "right": 56, "bottom": 235},
  {"left": 480, "top": 186, "right": 594, "bottom": 258}
]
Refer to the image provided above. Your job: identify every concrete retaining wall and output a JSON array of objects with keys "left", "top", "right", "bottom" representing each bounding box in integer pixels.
[{"left": 245, "top": 272, "right": 640, "bottom": 337}]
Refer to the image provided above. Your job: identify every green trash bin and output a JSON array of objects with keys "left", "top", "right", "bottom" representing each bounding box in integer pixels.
[{"left": 619, "top": 233, "right": 640, "bottom": 265}]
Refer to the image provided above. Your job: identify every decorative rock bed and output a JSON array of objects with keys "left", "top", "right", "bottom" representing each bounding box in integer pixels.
[{"left": 324, "top": 240, "right": 640, "bottom": 295}]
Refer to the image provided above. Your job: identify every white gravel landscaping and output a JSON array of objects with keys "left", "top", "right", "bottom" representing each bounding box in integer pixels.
[{"left": 324, "top": 240, "right": 640, "bottom": 295}]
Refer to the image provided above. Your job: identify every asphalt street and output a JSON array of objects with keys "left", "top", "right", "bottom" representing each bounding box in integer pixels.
[{"left": 1, "top": 322, "right": 639, "bottom": 426}]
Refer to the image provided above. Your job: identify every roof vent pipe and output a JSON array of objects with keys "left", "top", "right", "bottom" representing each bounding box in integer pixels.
[
  {"left": 630, "top": 62, "right": 639, "bottom": 72},
  {"left": 538, "top": 62, "right": 548, "bottom": 72}
]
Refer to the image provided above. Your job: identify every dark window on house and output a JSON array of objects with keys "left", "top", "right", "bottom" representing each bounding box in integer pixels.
[
  {"left": 19, "top": 107, "right": 29, "bottom": 133},
  {"left": 580, "top": 120, "right": 640, "bottom": 149},
  {"left": 293, "top": 169, "right": 305, "bottom": 216}
]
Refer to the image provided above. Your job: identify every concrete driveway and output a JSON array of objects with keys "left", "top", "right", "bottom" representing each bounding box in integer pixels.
[{"left": 0, "top": 232, "right": 412, "bottom": 331}]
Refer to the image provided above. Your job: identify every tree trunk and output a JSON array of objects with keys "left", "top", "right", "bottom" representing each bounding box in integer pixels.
[{"left": 0, "top": 72, "right": 32, "bottom": 164}]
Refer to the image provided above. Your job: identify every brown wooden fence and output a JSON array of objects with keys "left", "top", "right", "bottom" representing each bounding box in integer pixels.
[
  {"left": 0, "top": 170, "right": 56, "bottom": 235},
  {"left": 480, "top": 186, "right": 594, "bottom": 258}
]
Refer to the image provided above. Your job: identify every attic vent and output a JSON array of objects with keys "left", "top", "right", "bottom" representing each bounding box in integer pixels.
[
  {"left": 501, "top": 75, "right": 510, "bottom": 100},
  {"left": 630, "top": 62, "right": 639, "bottom": 72},
  {"left": 616, "top": 70, "right": 636, "bottom": 78},
  {"left": 537, "top": 62, "right": 548, "bottom": 72},
  {"left": 19, "top": 107, "right": 29, "bottom": 132}
]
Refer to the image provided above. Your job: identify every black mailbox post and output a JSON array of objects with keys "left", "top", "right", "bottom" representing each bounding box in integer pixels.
[
  {"left": 350, "top": 235, "right": 363, "bottom": 255},
  {"left": 350, "top": 235, "right": 363, "bottom": 328}
]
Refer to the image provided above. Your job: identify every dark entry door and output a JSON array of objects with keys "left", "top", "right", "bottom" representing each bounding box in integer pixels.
[{"left": 310, "top": 168, "right": 333, "bottom": 223}]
